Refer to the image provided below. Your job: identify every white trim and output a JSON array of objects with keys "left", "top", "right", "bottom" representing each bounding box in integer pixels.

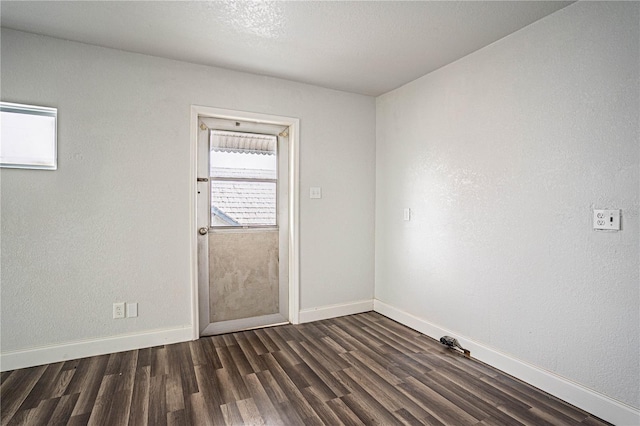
[
  {"left": 288, "top": 119, "right": 300, "bottom": 324},
  {"left": 373, "top": 299, "right": 640, "bottom": 426},
  {"left": 201, "top": 313, "right": 288, "bottom": 336},
  {"left": 189, "top": 106, "right": 200, "bottom": 340},
  {"left": 189, "top": 105, "right": 301, "bottom": 333},
  {"left": 299, "top": 299, "right": 373, "bottom": 324},
  {"left": 0, "top": 326, "right": 192, "bottom": 372}
]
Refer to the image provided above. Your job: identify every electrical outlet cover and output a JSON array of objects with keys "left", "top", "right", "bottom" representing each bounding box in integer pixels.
[
  {"left": 593, "top": 209, "right": 620, "bottom": 231},
  {"left": 113, "top": 302, "right": 125, "bottom": 319}
]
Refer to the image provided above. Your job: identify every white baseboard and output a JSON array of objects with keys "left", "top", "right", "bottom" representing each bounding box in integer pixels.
[
  {"left": 299, "top": 299, "right": 373, "bottom": 323},
  {"left": 0, "top": 326, "right": 193, "bottom": 372},
  {"left": 373, "top": 299, "right": 639, "bottom": 426}
]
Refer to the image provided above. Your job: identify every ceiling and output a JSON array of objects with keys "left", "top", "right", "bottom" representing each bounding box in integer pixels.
[{"left": 0, "top": 1, "right": 573, "bottom": 96}]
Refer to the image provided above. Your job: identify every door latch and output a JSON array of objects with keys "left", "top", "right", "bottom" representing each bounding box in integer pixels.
[{"left": 197, "top": 177, "right": 209, "bottom": 182}]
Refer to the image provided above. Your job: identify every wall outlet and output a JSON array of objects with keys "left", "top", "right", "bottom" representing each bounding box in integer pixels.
[
  {"left": 113, "top": 302, "right": 125, "bottom": 319},
  {"left": 126, "top": 302, "right": 138, "bottom": 318},
  {"left": 593, "top": 209, "right": 620, "bottom": 231}
]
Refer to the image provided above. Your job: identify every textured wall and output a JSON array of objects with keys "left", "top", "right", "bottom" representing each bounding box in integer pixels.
[
  {"left": 209, "top": 231, "right": 279, "bottom": 322},
  {"left": 0, "top": 29, "right": 376, "bottom": 352},
  {"left": 375, "top": 1, "right": 639, "bottom": 408}
]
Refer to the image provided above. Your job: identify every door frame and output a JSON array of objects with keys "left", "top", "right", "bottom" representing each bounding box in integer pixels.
[{"left": 189, "top": 105, "right": 300, "bottom": 339}]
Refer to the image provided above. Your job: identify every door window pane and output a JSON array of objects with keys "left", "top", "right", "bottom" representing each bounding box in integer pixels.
[
  {"left": 1, "top": 102, "right": 57, "bottom": 170},
  {"left": 210, "top": 130, "right": 277, "bottom": 228}
]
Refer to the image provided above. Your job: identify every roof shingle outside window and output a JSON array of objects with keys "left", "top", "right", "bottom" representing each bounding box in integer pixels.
[{"left": 211, "top": 180, "right": 276, "bottom": 226}]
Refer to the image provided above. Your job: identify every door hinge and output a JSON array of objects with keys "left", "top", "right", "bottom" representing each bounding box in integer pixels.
[{"left": 197, "top": 177, "right": 209, "bottom": 182}]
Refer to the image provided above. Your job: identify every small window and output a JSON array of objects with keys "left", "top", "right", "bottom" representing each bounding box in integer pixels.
[
  {"left": 1, "top": 102, "right": 57, "bottom": 170},
  {"left": 210, "top": 130, "right": 277, "bottom": 228}
]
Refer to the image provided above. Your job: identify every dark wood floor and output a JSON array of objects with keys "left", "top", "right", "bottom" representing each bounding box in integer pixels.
[{"left": 1, "top": 312, "right": 609, "bottom": 426}]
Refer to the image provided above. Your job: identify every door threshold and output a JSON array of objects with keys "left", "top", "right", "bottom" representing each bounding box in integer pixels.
[{"left": 200, "top": 313, "right": 288, "bottom": 336}]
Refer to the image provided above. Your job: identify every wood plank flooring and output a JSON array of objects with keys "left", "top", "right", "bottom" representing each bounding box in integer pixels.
[{"left": 1, "top": 312, "right": 610, "bottom": 425}]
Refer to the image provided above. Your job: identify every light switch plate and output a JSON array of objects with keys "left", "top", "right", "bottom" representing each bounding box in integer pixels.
[
  {"left": 403, "top": 208, "right": 411, "bottom": 221},
  {"left": 126, "top": 302, "right": 138, "bottom": 318},
  {"left": 593, "top": 209, "right": 620, "bottom": 230},
  {"left": 310, "top": 187, "right": 322, "bottom": 199}
]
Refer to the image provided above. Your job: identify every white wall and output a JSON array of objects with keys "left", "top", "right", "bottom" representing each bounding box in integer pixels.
[
  {"left": 0, "top": 29, "right": 375, "bottom": 354},
  {"left": 376, "top": 1, "right": 639, "bottom": 410}
]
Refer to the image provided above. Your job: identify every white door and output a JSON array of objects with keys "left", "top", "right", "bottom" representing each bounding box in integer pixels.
[{"left": 197, "top": 116, "right": 290, "bottom": 335}]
